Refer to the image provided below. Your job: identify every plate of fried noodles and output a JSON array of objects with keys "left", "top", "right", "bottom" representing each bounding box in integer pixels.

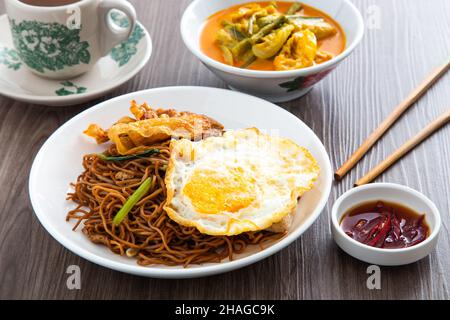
[{"left": 29, "top": 86, "right": 332, "bottom": 278}]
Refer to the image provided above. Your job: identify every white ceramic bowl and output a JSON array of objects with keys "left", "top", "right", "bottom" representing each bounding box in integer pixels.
[
  {"left": 180, "top": 0, "right": 364, "bottom": 102},
  {"left": 29, "top": 86, "right": 332, "bottom": 278},
  {"left": 331, "top": 183, "right": 441, "bottom": 266}
]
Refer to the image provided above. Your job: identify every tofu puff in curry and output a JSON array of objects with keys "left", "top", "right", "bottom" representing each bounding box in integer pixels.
[{"left": 201, "top": 1, "right": 346, "bottom": 71}]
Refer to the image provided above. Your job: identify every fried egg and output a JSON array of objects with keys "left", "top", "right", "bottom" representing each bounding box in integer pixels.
[{"left": 164, "top": 128, "right": 320, "bottom": 236}]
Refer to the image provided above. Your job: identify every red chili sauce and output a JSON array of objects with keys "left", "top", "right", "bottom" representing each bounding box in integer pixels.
[{"left": 340, "top": 201, "right": 429, "bottom": 249}]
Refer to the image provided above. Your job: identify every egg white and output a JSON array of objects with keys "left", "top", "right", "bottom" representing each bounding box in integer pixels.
[{"left": 164, "top": 128, "right": 320, "bottom": 236}]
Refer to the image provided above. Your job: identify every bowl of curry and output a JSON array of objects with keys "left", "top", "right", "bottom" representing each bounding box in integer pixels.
[{"left": 181, "top": 0, "right": 364, "bottom": 102}]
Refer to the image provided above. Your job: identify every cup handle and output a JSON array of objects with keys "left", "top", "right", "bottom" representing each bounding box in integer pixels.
[{"left": 98, "top": 0, "right": 137, "bottom": 56}]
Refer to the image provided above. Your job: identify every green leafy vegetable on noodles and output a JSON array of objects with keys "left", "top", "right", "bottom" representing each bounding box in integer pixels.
[
  {"left": 97, "top": 149, "right": 160, "bottom": 161},
  {"left": 113, "top": 177, "right": 153, "bottom": 226}
]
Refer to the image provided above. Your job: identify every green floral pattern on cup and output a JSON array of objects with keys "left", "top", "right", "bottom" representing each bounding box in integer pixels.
[
  {"left": 109, "top": 12, "right": 145, "bottom": 67},
  {"left": 0, "top": 46, "right": 22, "bottom": 70},
  {"left": 55, "top": 81, "right": 87, "bottom": 96},
  {"left": 110, "top": 11, "right": 130, "bottom": 28},
  {"left": 9, "top": 19, "right": 91, "bottom": 73}
]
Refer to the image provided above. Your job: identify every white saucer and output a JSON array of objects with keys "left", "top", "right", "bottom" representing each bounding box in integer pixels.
[{"left": 0, "top": 14, "right": 152, "bottom": 106}]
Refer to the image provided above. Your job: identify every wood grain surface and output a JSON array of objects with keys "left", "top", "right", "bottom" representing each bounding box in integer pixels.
[{"left": 0, "top": 0, "right": 449, "bottom": 300}]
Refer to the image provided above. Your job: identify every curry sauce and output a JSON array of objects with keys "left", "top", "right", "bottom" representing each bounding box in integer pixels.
[{"left": 200, "top": 1, "right": 346, "bottom": 71}]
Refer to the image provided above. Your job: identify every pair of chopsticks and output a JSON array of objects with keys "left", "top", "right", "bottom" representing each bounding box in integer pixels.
[{"left": 335, "top": 57, "right": 450, "bottom": 186}]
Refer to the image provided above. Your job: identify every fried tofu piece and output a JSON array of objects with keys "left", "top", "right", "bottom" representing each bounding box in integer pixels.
[
  {"left": 291, "top": 18, "right": 337, "bottom": 40},
  {"left": 304, "top": 21, "right": 337, "bottom": 39},
  {"left": 274, "top": 29, "right": 317, "bottom": 70}
]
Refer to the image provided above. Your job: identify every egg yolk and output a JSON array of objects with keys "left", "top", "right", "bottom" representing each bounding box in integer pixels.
[{"left": 183, "top": 167, "right": 256, "bottom": 214}]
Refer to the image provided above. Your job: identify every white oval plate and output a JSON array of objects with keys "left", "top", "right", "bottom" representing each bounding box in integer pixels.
[
  {"left": 0, "top": 14, "right": 152, "bottom": 106},
  {"left": 29, "top": 86, "right": 332, "bottom": 278}
]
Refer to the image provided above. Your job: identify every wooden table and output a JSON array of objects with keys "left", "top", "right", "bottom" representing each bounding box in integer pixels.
[{"left": 0, "top": 0, "right": 449, "bottom": 300}]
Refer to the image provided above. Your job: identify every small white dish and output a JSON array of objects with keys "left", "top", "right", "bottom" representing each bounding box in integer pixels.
[
  {"left": 29, "top": 86, "right": 332, "bottom": 278},
  {"left": 0, "top": 14, "right": 152, "bottom": 106},
  {"left": 180, "top": 0, "right": 364, "bottom": 102},
  {"left": 331, "top": 183, "right": 441, "bottom": 266}
]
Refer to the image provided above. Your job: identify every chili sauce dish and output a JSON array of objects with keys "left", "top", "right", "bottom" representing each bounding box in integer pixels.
[
  {"left": 331, "top": 183, "right": 441, "bottom": 266},
  {"left": 180, "top": 0, "right": 364, "bottom": 102}
]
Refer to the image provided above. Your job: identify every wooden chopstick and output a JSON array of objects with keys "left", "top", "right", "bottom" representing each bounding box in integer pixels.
[
  {"left": 354, "top": 108, "right": 450, "bottom": 186},
  {"left": 335, "top": 57, "right": 450, "bottom": 181}
]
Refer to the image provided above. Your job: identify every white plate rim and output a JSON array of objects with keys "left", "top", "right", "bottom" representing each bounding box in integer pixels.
[
  {"left": 0, "top": 15, "right": 152, "bottom": 105},
  {"left": 29, "top": 86, "right": 332, "bottom": 278}
]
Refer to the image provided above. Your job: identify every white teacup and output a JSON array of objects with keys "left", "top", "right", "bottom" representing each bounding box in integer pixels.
[{"left": 5, "top": 0, "right": 137, "bottom": 79}]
